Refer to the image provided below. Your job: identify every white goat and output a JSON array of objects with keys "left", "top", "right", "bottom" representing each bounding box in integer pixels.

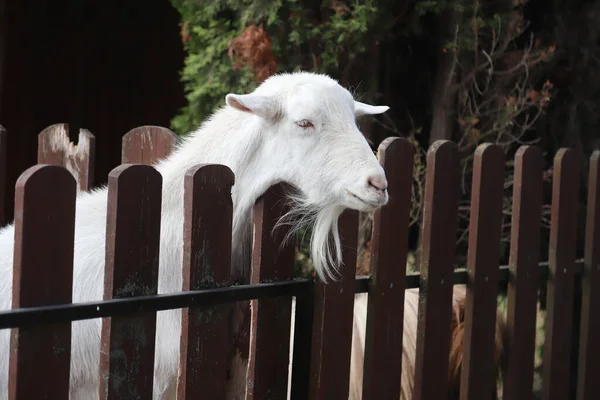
[{"left": 0, "top": 71, "right": 390, "bottom": 399}]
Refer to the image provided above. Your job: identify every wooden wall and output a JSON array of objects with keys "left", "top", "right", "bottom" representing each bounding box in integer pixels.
[{"left": 0, "top": 0, "right": 185, "bottom": 222}]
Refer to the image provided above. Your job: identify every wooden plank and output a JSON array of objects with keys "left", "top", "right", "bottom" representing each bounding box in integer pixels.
[
  {"left": 121, "top": 126, "right": 178, "bottom": 165},
  {"left": 8, "top": 165, "right": 76, "bottom": 399},
  {"left": 247, "top": 183, "right": 296, "bottom": 399},
  {"left": 308, "top": 210, "right": 359, "bottom": 400},
  {"left": 37, "top": 123, "right": 96, "bottom": 192},
  {"left": 503, "top": 146, "right": 544, "bottom": 400},
  {"left": 98, "top": 164, "right": 162, "bottom": 400},
  {"left": 541, "top": 148, "right": 580, "bottom": 400},
  {"left": 361, "top": 137, "right": 414, "bottom": 400},
  {"left": 0, "top": 125, "right": 7, "bottom": 225},
  {"left": 576, "top": 150, "right": 600, "bottom": 400},
  {"left": 412, "top": 140, "right": 461, "bottom": 400},
  {"left": 459, "top": 144, "right": 505, "bottom": 399},
  {"left": 177, "top": 164, "right": 234, "bottom": 400}
]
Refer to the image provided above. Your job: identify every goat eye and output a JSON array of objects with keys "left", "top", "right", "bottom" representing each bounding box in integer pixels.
[{"left": 296, "top": 119, "right": 314, "bottom": 129}]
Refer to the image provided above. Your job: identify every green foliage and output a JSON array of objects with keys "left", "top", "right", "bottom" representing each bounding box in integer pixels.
[
  {"left": 169, "top": 2, "right": 257, "bottom": 134},
  {"left": 169, "top": 0, "right": 402, "bottom": 135},
  {"left": 168, "top": 0, "right": 570, "bottom": 282}
]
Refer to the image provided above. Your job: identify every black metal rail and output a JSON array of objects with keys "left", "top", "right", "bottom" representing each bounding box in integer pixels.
[{"left": 0, "top": 260, "right": 581, "bottom": 330}]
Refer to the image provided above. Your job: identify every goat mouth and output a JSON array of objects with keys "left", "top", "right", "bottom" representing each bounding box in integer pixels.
[{"left": 346, "top": 190, "right": 379, "bottom": 208}]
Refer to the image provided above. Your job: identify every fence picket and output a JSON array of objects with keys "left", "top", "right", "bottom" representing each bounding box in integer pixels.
[
  {"left": 412, "top": 140, "right": 460, "bottom": 400},
  {"left": 308, "top": 210, "right": 359, "bottom": 400},
  {"left": 121, "top": 126, "right": 178, "bottom": 165},
  {"left": 576, "top": 150, "right": 600, "bottom": 400},
  {"left": 8, "top": 165, "right": 76, "bottom": 399},
  {"left": 503, "top": 146, "right": 544, "bottom": 400},
  {"left": 2, "top": 120, "right": 596, "bottom": 400},
  {"left": 459, "top": 144, "right": 505, "bottom": 399},
  {"left": 98, "top": 164, "right": 162, "bottom": 400},
  {"left": 37, "top": 123, "right": 95, "bottom": 192},
  {"left": 541, "top": 148, "right": 580, "bottom": 400},
  {"left": 361, "top": 137, "right": 414, "bottom": 400},
  {"left": 247, "top": 183, "right": 296, "bottom": 399},
  {"left": 177, "top": 164, "right": 234, "bottom": 399},
  {"left": 0, "top": 125, "right": 6, "bottom": 225}
]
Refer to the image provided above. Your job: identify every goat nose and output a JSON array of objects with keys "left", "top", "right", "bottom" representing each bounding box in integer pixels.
[{"left": 368, "top": 175, "right": 388, "bottom": 192}]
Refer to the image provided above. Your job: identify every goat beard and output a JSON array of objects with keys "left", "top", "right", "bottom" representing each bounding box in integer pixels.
[{"left": 275, "top": 191, "right": 346, "bottom": 282}]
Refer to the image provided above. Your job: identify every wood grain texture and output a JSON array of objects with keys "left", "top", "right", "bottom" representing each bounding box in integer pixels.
[
  {"left": 121, "top": 126, "right": 178, "bottom": 165},
  {"left": 37, "top": 123, "right": 95, "bottom": 192}
]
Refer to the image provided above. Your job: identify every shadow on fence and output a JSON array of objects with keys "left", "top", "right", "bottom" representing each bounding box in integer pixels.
[{"left": 0, "top": 123, "right": 597, "bottom": 399}]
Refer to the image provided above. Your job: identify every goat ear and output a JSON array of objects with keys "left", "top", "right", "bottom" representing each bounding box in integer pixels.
[
  {"left": 226, "top": 93, "right": 279, "bottom": 120},
  {"left": 354, "top": 101, "right": 389, "bottom": 117}
]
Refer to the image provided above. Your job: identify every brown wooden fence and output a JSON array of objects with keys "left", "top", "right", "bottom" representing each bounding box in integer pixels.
[{"left": 0, "top": 123, "right": 598, "bottom": 400}]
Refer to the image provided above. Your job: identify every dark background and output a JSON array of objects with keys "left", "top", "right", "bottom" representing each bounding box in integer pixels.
[{"left": 0, "top": 0, "right": 185, "bottom": 222}]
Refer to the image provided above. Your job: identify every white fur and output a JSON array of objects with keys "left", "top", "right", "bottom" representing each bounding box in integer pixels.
[{"left": 0, "top": 71, "right": 389, "bottom": 399}]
